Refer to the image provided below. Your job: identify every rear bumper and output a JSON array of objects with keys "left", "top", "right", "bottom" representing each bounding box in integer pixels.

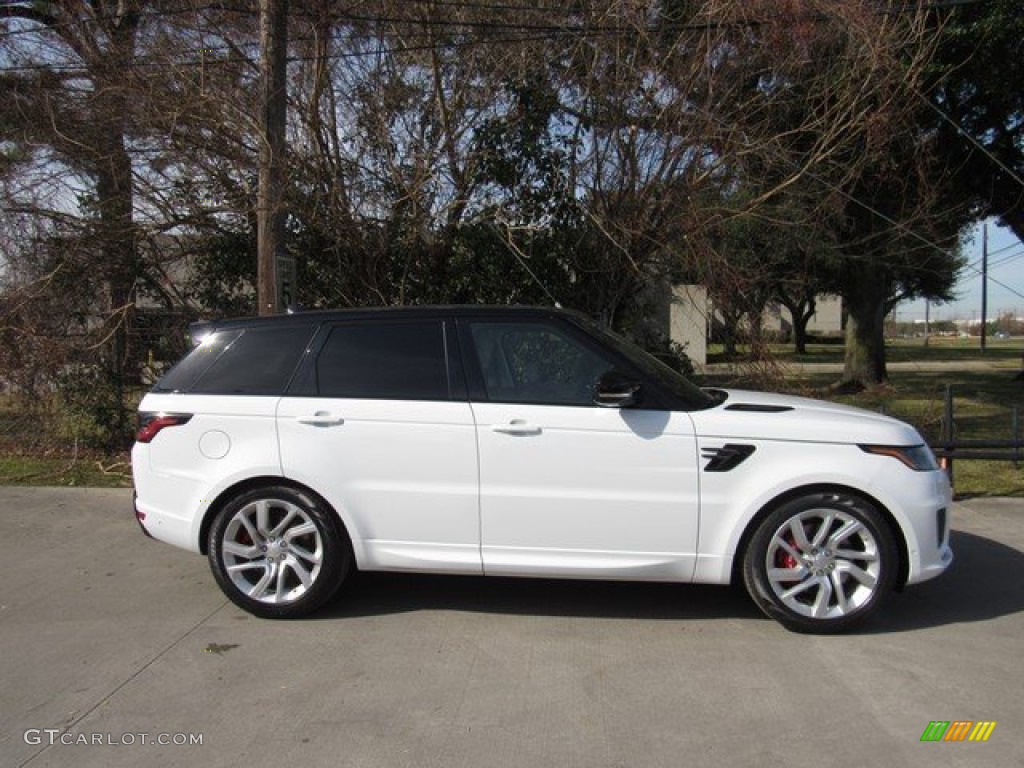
[
  {"left": 132, "top": 491, "right": 153, "bottom": 539},
  {"left": 132, "top": 493, "right": 203, "bottom": 552}
]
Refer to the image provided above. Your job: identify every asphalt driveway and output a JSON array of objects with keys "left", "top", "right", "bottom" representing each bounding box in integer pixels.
[{"left": 1, "top": 488, "right": 1022, "bottom": 767}]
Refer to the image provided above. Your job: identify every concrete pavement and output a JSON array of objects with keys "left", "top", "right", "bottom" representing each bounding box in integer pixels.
[{"left": 1, "top": 487, "right": 1022, "bottom": 768}]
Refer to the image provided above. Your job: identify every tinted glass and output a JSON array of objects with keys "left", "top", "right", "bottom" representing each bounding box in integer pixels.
[
  {"left": 573, "top": 317, "right": 716, "bottom": 410},
  {"left": 316, "top": 322, "right": 449, "bottom": 400},
  {"left": 184, "top": 325, "right": 315, "bottom": 395},
  {"left": 153, "top": 329, "right": 243, "bottom": 393},
  {"left": 469, "top": 321, "right": 613, "bottom": 405}
]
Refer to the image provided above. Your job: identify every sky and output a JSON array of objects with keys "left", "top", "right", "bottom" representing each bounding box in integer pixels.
[{"left": 898, "top": 220, "right": 1024, "bottom": 323}]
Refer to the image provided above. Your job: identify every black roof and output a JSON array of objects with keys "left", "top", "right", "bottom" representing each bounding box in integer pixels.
[{"left": 191, "top": 305, "right": 585, "bottom": 333}]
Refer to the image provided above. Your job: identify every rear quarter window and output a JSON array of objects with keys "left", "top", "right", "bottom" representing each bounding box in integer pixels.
[{"left": 154, "top": 325, "right": 316, "bottom": 395}]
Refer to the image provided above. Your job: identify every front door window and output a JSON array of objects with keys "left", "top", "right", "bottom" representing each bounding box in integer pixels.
[{"left": 469, "top": 322, "right": 613, "bottom": 406}]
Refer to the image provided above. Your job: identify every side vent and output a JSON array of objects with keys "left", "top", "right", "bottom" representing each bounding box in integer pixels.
[
  {"left": 701, "top": 444, "right": 757, "bottom": 472},
  {"left": 725, "top": 404, "right": 794, "bottom": 413}
]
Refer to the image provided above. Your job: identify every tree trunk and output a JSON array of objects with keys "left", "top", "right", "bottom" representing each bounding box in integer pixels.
[
  {"left": 780, "top": 295, "right": 815, "bottom": 355},
  {"left": 841, "top": 292, "right": 888, "bottom": 388},
  {"left": 94, "top": 128, "right": 137, "bottom": 447},
  {"left": 793, "top": 316, "right": 810, "bottom": 355},
  {"left": 745, "top": 304, "right": 770, "bottom": 362},
  {"left": 92, "top": 15, "right": 140, "bottom": 447},
  {"left": 720, "top": 309, "right": 741, "bottom": 358}
]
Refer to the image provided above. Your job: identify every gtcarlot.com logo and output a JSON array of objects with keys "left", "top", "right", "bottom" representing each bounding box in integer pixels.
[
  {"left": 920, "top": 721, "right": 997, "bottom": 742},
  {"left": 23, "top": 729, "right": 203, "bottom": 747}
]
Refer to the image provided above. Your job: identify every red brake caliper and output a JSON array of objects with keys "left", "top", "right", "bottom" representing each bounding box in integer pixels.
[{"left": 776, "top": 533, "right": 799, "bottom": 575}]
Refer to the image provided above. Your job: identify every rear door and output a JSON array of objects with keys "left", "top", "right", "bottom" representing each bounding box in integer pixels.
[{"left": 276, "top": 318, "right": 481, "bottom": 574}]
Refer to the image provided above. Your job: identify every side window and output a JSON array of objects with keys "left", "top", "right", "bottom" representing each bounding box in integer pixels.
[
  {"left": 155, "top": 329, "right": 242, "bottom": 393},
  {"left": 316, "top": 321, "right": 449, "bottom": 400},
  {"left": 165, "top": 325, "right": 315, "bottom": 395},
  {"left": 469, "top": 321, "right": 613, "bottom": 406}
]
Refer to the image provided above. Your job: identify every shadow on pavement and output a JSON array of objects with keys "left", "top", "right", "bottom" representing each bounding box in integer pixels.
[
  {"left": 319, "top": 573, "right": 762, "bottom": 623},
  {"left": 313, "top": 529, "right": 1023, "bottom": 633},
  {"left": 868, "top": 529, "right": 1024, "bottom": 633}
]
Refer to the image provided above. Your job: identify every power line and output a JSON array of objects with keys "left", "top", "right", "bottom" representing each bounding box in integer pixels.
[
  {"left": 966, "top": 237, "right": 1022, "bottom": 268},
  {"left": 0, "top": 14, "right": 614, "bottom": 74},
  {"left": 0, "top": 0, "right": 1006, "bottom": 81},
  {"left": 988, "top": 249, "right": 1024, "bottom": 271},
  {"left": 981, "top": 273, "right": 1024, "bottom": 302},
  {"left": 0, "top": 3, "right": 256, "bottom": 42},
  {"left": 962, "top": 248, "right": 1024, "bottom": 277},
  {"left": 0, "top": 0, "right": 999, "bottom": 43}
]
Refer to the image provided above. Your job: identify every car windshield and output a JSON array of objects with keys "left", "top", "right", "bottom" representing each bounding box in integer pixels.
[{"left": 573, "top": 317, "right": 718, "bottom": 411}]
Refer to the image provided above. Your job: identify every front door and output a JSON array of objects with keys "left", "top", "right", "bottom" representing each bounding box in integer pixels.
[{"left": 463, "top": 318, "right": 700, "bottom": 581}]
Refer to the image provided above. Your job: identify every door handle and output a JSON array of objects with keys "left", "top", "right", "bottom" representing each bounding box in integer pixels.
[
  {"left": 491, "top": 420, "right": 541, "bottom": 436},
  {"left": 296, "top": 412, "right": 344, "bottom": 426}
]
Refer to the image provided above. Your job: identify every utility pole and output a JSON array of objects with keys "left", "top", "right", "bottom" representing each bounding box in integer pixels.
[
  {"left": 981, "top": 221, "right": 988, "bottom": 352},
  {"left": 257, "top": 0, "right": 289, "bottom": 315}
]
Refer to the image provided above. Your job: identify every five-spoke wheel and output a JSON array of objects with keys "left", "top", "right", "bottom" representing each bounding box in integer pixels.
[
  {"left": 208, "top": 485, "right": 351, "bottom": 618},
  {"left": 743, "top": 491, "right": 897, "bottom": 633}
]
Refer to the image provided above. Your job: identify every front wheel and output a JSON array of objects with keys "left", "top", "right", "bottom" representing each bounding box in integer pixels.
[
  {"left": 742, "top": 491, "right": 898, "bottom": 633},
  {"left": 208, "top": 485, "right": 351, "bottom": 619}
]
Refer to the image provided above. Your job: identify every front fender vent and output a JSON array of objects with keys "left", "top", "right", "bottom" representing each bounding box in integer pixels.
[
  {"left": 702, "top": 444, "right": 757, "bottom": 472},
  {"left": 725, "top": 403, "right": 794, "bottom": 413}
]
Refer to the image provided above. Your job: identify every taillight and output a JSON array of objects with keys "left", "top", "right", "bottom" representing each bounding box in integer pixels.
[{"left": 136, "top": 412, "right": 193, "bottom": 443}]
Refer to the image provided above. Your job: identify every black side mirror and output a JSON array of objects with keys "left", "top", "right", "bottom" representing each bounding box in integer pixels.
[{"left": 594, "top": 370, "right": 642, "bottom": 408}]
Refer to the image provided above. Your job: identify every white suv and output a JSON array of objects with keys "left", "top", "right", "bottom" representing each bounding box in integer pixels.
[{"left": 132, "top": 306, "right": 952, "bottom": 632}]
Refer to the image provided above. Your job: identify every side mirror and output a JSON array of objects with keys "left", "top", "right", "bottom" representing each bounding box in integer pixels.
[{"left": 594, "top": 370, "right": 642, "bottom": 408}]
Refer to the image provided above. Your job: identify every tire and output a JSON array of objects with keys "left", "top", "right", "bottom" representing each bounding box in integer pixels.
[
  {"left": 742, "top": 491, "right": 898, "bottom": 634},
  {"left": 207, "top": 485, "right": 351, "bottom": 619}
]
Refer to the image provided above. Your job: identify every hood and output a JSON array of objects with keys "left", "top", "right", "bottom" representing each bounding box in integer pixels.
[{"left": 691, "top": 389, "right": 925, "bottom": 446}]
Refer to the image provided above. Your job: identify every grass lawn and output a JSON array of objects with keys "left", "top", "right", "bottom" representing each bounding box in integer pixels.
[
  {"left": 0, "top": 402, "right": 134, "bottom": 488},
  {"left": 0, "top": 454, "right": 131, "bottom": 488},
  {"left": 808, "top": 372, "right": 1020, "bottom": 498},
  {"left": 708, "top": 335, "right": 1023, "bottom": 367}
]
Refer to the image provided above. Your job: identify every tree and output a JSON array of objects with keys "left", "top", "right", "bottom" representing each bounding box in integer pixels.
[
  {"left": 709, "top": 1, "right": 964, "bottom": 386},
  {"left": 926, "top": 0, "right": 1024, "bottom": 241},
  {"left": 829, "top": 135, "right": 964, "bottom": 387},
  {"left": 706, "top": 191, "right": 841, "bottom": 356},
  {"left": 1, "top": 0, "right": 150, "bottom": 443},
  {"left": 0, "top": 0, "right": 956, "bottom": 407}
]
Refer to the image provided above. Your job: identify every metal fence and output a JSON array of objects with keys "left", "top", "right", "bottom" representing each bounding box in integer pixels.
[{"left": 933, "top": 384, "right": 1022, "bottom": 485}]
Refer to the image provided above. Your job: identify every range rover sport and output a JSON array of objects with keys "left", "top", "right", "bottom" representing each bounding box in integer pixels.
[{"left": 132, "top": 306, "right": 952, "bottom": 633}]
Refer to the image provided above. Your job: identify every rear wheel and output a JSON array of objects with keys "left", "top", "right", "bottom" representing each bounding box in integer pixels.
[
  {"left": 742, "top": 491, "right": 897, "bottom": 633},
  {"left": 208, "top": 485, "right": 351, "bottom": 619}
]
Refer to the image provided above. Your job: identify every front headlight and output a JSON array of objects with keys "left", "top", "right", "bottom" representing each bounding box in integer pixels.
[{"left": 859, "top": 444, "right": 939, "bottom": 471}]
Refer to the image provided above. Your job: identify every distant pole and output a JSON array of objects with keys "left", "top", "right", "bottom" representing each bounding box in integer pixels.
[
  {"left": 981, "top": 221, "right": 988, "bottom": 352},
  {"left": 924, "top": 300, "right": 930, "bottom": 347},
  {"left": 257, "top": 0, "right": 289, "bottom": 316}
]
